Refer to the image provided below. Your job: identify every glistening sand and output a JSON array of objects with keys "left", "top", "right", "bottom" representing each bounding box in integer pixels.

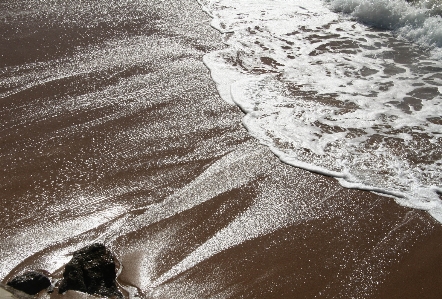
[{"left": 1, "top": 0, "right": 441, "bottom": 298}]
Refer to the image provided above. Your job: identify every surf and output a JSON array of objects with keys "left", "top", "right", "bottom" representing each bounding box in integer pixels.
[{"left": 199, "top": 0, "right": 442, "bottom": 222}]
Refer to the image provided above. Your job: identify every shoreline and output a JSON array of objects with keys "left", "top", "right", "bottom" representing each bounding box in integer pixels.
[
  {"left": 1, "top": 0, "right": 442, "bottom": 298},
  {"left": 200, "top": 0, "right": 442, "bottom": 224}
]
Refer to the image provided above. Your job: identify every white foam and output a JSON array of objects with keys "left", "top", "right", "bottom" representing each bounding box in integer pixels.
[
  {"left": 327, "top": 0, "right": 442, "bottom": 54},
  {"left": 200, "top": 0, "right": 442, "bottom": 223}
]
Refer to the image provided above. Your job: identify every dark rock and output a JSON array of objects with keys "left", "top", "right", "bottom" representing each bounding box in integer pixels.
[
  {"left": 58, "top": 243, "right": 122, "bottom": 298},
  {"left": 7, "top": 271, "right": 51, "bottom": 295}
]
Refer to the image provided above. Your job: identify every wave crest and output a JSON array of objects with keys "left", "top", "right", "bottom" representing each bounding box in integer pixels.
[{"left": 326, "top": 0, "right": 442, "bottom": 50}]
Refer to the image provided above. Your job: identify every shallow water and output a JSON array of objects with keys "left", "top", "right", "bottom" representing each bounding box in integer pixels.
[
  {"left": 0, "top": 0, "right": 245, "bottom": 280},
  {"left": 200, "top": 0, "right": 442, "bottom": 222},
  {"left": 1, "top": 0, "right": 442, "bottom": 298}
]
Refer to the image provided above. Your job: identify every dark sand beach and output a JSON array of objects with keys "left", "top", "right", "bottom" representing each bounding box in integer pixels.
[{"left": 1, "top": 0, "right": 442, "bottom": 298}]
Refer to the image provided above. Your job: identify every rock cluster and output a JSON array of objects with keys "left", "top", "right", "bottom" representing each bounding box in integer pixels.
[
  {"left": 6, "top": 243, "right": 122, "bottom": 298},
  {"left": 7, "top": 271, "right": 51, "bottom": 295},
  {"left": 58, "top": 243, "right": 122, "bottom": 298}
]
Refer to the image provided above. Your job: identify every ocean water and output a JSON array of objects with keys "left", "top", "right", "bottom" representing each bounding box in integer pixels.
[
  {"left": 2, "top": 0, "right": 442, "bottom": 297},
  {"left": 199, "top": 0, "right": 442, "bottom": 222}
]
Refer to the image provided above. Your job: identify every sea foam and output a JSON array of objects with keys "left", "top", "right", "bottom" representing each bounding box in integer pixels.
[
  {"left": 199, "top": 0, "right": 442, "bottom": 223},
  {"left": 327, "top": 0, "right": 442, "bottom": 52}
]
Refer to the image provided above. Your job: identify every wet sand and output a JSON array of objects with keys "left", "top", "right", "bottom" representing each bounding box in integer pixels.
[
  {"left": 1, "top": 0, "right": 442, "bottom": 298},
  {"left": 0, "top": 287, "right": 15, "bottom": 299}
]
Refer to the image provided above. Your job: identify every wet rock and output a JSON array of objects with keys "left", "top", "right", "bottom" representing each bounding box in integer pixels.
[
  {"left": 7, "top": 271, "right": 51, "bottom": 295},
  {"left": 58, "top": 243, "right": 122, "bottom": 298}
]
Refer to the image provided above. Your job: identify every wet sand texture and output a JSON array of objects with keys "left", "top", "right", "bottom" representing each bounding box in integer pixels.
[{"left": 1, "top": 0, "right": 442, "bottom": 298}]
